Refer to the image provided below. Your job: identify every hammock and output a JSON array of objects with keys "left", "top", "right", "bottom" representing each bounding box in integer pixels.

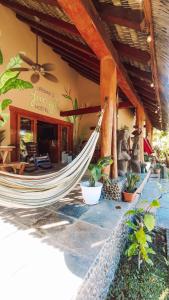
[{"left": 0, "top": 109, "right": 104, "bottom": 208}]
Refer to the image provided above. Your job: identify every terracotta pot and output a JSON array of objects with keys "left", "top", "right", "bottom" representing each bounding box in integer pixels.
[
  {"left": 154, "top": 168, "right": 161, "bottom": 175},
  {"left": 123, "top": 190, "right": 136, "bottom": 202}
]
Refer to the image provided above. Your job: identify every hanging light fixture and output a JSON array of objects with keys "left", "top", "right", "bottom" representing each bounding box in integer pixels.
[{"left": 147, "top": 35, "right": 152, "bottom": 43}]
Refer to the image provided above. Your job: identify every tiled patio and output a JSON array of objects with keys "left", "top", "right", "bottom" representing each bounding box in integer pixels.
[{"left": 0, "top": 171, "right": 167, "bottom": 300}]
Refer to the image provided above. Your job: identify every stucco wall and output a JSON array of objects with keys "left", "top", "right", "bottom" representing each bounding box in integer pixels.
[{"left": 0, "top": 4, "right": 134, "bottom": 147}]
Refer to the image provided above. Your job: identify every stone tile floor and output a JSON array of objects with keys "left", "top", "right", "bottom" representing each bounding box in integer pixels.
[
  {"left": 0, "top": 171, "right": 167, "bottom": 300},
  {"left": 0, "top": 182, "right": 142, "bottom": 300},
  {"left": 137, "top": 175, "right": 169, "bottom": 229}
]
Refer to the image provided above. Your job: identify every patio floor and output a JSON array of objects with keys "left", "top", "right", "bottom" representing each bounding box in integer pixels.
[{"left": 0, "top": 171, "right": 167, "bottom": 300}]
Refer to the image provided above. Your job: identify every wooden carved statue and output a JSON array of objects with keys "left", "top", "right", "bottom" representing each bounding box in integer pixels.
[
  {"left": 130, "top": 128, "right": 142, "bottom": 173},
  {"left": 117, "top": 129, "right": 131, "bottom": 176}
]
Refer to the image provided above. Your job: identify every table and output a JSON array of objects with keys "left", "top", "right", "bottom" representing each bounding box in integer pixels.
[
  {"left": 0, "top": 146, "right": 15, "bottom": 163},
  {"left": 0, "top": 162, "right": 28, "bottom": 175}
]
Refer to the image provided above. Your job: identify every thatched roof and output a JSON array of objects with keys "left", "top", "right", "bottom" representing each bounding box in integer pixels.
[{"left": 0, "top": 0, "right": 168, "bottom": 130}]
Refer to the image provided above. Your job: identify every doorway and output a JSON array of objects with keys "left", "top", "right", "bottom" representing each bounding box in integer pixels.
[
  {"left": 37, "top": 121, "right": 58, "bottom": 163},
  {"left": 10, "top": 106, "right": 73, "bottom": 163}
]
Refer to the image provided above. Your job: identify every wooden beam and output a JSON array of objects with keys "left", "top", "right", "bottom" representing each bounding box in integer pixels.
[
  {"left": 131, "top": 76, "right": 155, "bottom": 92},
  {"left": 0, "top": 0, "right": 81, "bottom": 37},
  {"left": 61, "top": 106, "right": 100, "bottom": 116},
  {"left": 68, "top": 62, "right": 99, "bottom": 78},
  {"left": 124, "top": 64, "right": 152, "bottom": 81},
  {"left": 144, "top": 1, "right": 161, "bottom": 119},
  {"left": 16, "top": 14, "right": 95, "bottom": 56},
  {"left": 99, "top": 3, "right": 145, "bottom": 32},
  {"left": 136, "top": 107, "right": 145, "bottom": 163},
  {"left": 57, "top": 0, "right": 146, "bottom": 115},
  {"left": 61, "top": 56, "right": 99, "bottom": 73},
  {"left": 53, "top": 47, "right": 99, "bottom": 66},
  {"left": 60, "top": 101, "right": 133, "bottom": 116},
  {"left": 100, "top": 57, "right": 117, "bottom": 178},
  {"left": 113, "top": 41, "right": 151, "bottom": 64},
  {"left": 30, "top": 27, "right": 95, "bottom": 56},
  {"left": 62, "top": 54, "right": 99, "bottom": 70}
]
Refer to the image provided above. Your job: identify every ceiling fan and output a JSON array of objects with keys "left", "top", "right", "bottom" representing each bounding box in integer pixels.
[{"left": 11, "top": 35, "right": 58, "bottom": 84}]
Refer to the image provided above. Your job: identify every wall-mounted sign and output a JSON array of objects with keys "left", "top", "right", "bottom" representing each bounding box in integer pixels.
[{"left": 30, "top": 87, "right": 58, "bottom": 115}]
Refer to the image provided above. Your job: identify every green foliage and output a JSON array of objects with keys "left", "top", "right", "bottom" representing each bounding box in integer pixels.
[
  {"left": 125, "top": 199, "right": 160, "bottom": 269},
  {"left": 62, "top": 88, "right": 79, "bottom": 123},
  {"left": 0, "top": 50, "right": 3, "bottom": 65},
  {"left": 125, "top": 173, "right": 140, "bottom": 193},
  {"left": 88, "top": 156, "right": 113, "bottom": 187},
  {"left": 106, "top": 230, "right": 169, "bottom": 300},
  {"left": 0, "top": 51, "right": 33, "bottom": 128}
]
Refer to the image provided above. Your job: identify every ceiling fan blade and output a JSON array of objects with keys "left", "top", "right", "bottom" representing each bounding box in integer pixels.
[
  {"left": 41, "top": 63, "right": 55, "bottom": 71},
  {"left": 31, "top": 72, "right": 40, "bottom": 84},
  {"left": 43, "top": 72, "right": 58, "bottom": 83},
  {"left": 19, "top": 53, "right": 35, "bottom": 66},
  {"left": 10, "top": 67, "right": 30, "bottom": 72}
]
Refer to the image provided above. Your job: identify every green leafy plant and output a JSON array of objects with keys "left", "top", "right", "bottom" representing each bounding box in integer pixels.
[
  {"left": 154, "top": 163, "right": 161, "bottom": 170},
  {"left": 125, "top": 199, "right": 160, "bottom": 269},
  {"left": 62, "top": 88, "right": 86, "bottom": 148},
  {"left": 0, "top": 51, "right": 33, "bottom": 127},
  {"left": 88, "top": 156, "right": 113, "bottom": 187},
  {"left": 125, "top": 173, "right": 140, "bottom": 193}
]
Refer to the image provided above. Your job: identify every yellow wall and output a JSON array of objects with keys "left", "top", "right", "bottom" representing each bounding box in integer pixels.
[{"left": 0, "top": 4, "right": 134, "bottom": 147}]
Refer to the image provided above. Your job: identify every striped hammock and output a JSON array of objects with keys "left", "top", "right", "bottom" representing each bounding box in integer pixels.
[{"left": 0, "top": 110, "right": 104, "bottom": 208}]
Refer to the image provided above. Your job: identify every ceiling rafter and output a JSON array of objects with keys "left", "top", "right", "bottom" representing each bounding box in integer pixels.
[
  {"left": 98, "top": 3, "right": 146, "bottom": 32},
  {"left": 0, "top": 0, "right": 81, "bottom": 37},
  {"left": 60, "top": 101, "right": 133, "bottom": 117},
  {"left": 31, "top": 27, "right": 95, "bottom": 56},
  {"left": 124, "top": 64, "right": 152, "bottom": 81},
  {"left": 113, "top": 41, "right": 151, "bottom": 64},
  {"left": 57, "top": 0, "right": 147, "bottom": 116}
]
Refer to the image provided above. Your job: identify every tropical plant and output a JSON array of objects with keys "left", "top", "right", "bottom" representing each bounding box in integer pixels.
[
  {"left": 62, "top": 88, "right": 85, "bottom": 147},
  {"left": 125, "top": 199, "right": 160, "bottom": 269},
  {"left": 125, "top": 173, "right": 140, "bottom": 193},
  {"left": 88, "top": 156, "right": 113, "bottom": 187},
  {"left": 0, "top": 50, "right": 33, "bottom": 127}
]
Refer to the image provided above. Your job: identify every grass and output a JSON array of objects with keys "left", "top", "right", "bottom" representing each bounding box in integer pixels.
[{"left": 106, "top": 229, "right": 169, "bottom": 300}]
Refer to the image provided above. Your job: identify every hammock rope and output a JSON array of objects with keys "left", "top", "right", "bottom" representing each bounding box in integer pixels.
[{"left": 0, "top": 108, "right": 104, "bottom": 208}]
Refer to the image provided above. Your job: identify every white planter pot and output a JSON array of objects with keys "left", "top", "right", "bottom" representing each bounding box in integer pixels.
[{"left": 80, "top": 181, "right": 103, "bottom": 205}]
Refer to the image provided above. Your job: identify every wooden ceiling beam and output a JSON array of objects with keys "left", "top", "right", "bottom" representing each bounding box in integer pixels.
[
  {"left": 61, "top": 56, "right": 99, "bottom": 73},
  {"left": 68, "top": 62, "right": 99, "bottom": 78},
  {"left": 60, "top": 101, "right": 133, "bottom": 116},
  {"left": 113, "top": 41, "right": 151, "bottom": 64},
  {"left": 57, "top": 0, "right": 146, "bottom": 115},
  {"left": 137, "top": 88, "right": 155, "bottom": 100},
  {"left": 144, "top": 1, "right": 161, "bottom": 114},
  {"left": 130, "top": 76, "right": 155, "bottom": 91},
  {"left": 50, "top": 42, "right": 98, "bottom": 63},
  {"left": 0, "top": 0, "right": 81, "bottom": 37},
  {"left": 31, "top": 27, "right": 95, "bottom": 56},
  {"left": 59, "top": 52, "right": 99, "bottom": 68},
  {"left": 98, "top": 3, "right": 145, "bottom": 32},
  {"left": 16, "top": 15, "right": 96, "bottom": 57},
  {"left": 124, "top": 64, "right": 152, "bottom": 81}
]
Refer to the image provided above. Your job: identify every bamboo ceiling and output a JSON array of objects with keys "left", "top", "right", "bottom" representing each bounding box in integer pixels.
[{"left": 0, "top": 0, "right": 168, "bottom": 130}]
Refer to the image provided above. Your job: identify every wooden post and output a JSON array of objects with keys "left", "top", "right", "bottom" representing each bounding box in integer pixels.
[
  {"left": 100, "top": 56, "right": 117, "bottom": 177},
  {"left": 146, "top": 118, "right": 153, "bottom": 144},
  {"left": 136, "top": 108, "right": 145, "bottom": 163}
]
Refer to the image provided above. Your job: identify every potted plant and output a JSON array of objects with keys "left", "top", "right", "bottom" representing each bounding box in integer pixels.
[
  {"left": 80, "top": 156, "right": 113, "bottom": 205},
  {"left": 153, "top": 163, "right": 161, "bottom": 175},
  {"left": 123, "top": 173, "right": 140, "bottom": 202}
]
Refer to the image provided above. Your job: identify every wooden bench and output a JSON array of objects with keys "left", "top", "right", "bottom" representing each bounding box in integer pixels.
[{"left": 0, "top": 162, "right": 28, "bottom": 175}]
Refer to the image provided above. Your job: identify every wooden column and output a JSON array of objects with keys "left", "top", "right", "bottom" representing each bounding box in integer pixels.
[
  {"left": 100, "top": 56, "right": 117, "bottom": 178},
  {"left": 136, "top": 108, "right": 145, "bottom": 163},
  {"left": 146, "top": 118, "right": 153, "bottom": 144}
]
